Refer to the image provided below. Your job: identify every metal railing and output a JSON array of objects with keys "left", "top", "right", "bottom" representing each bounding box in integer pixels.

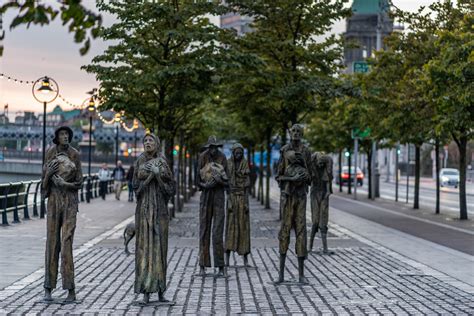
[{"left": 0, "top": 174, "right": 114, "bottom": 226}]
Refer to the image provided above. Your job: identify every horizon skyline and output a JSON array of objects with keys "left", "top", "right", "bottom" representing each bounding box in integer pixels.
[{"left": 0, "top": 0, "right": 437, "bottom": 120}]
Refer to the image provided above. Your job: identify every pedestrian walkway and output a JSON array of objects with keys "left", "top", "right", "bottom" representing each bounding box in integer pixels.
[{"left": 0, "top": 191, "right": 473, "bottom": 314}]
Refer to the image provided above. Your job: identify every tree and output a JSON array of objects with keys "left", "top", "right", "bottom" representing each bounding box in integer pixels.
[
  {"left": 424, "top": 3, "right": 473, "bottom": 219},
  {"left": 1, "top": 0, "right": 102, "bottom": 56},
  {"left": 83, "top": 0, "right": 228, "bottom": 163},
  {"left": 225, "top": 0, "right": 350, "bottom": 142}
]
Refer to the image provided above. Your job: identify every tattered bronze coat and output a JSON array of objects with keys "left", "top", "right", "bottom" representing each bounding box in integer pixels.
[
  {"left": 198, "top": 149, "right": 228, "bottom": 267},
  {"left": 133, "top": 152, "right": 175, "bottom": 294},
  {"left": 276, "top": 143, "right": 312, "bottom": 258},
  {"left": 225, "top": 154, "right": 251, "bottom": 256},
  {"left": 42, "top": 145, "right": 83, "bottom": 290}
]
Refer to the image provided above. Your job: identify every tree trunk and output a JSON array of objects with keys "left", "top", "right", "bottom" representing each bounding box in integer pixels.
[
  {"left": 259, "top": 146, "right": 264, "bottom": 205},
  {"left": 281, "top": 124, "right": 287, "bottom": 148},
  {"left": 265, "top": 135, "right": 272, "bottom": 209},
  {"left": 164, "top": 137, "right": 175, "bottom": 218},
  {"left": 338, "top": 150, "right": 343, "bottom": 193},
  {"left": 183, "top": 146, "right": 187, "bottom": 203},
  {"left": 251, "top": 147, "right": 256, "bottom": 198},
  {"left": 176, "top": 135, "right": 183, "bottom": 212},
  {"left": 435, "top": 140, "right": 440, "bottom": 214},
  {"left": 454, "top": 134, "right": 468, "bottom": 220},
  {"left": 367, "top": 149, "right": 372, "bottom": 199},
  {"left": 348, "top": 150, "right": 352, "bottom": 195},
  {"left": 188, "top": 152, "right": 194, "bottom": 197},
  {"left": 414, "top": 144, "right": 420, "bottom": 209}
]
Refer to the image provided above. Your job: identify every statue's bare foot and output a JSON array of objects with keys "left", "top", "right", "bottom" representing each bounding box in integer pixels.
[
  {"left": 44, "top": 288, "right": 53, "bottom": 301},
  {"left": 64, "top": 289, "right": 76, "bottom": 302},
  {"left": 299, "top": 276, "right": 309, "bottom": 284},
  {"left": 158, "top": 292, "right": 169, "bottom": 303},
  {"left": 199, "top": 266, "right": 205, "bottom": 276},
  {"left": 142, "top": 293, "right": 150, "bottom": 304},
  {"left": 217, "top": 267, "right": 227, "bottom": 277}
]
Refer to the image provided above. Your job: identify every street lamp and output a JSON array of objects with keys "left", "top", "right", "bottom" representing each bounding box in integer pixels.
[
  {"left": 32, "top": 76, "right": 59, "bottom": 218},
  {"left": 85, "top": 97, "right": 96, "bottom": 203},
  {"left": 133, "top": 119, "right": 139, "bottom": 157},
  {"left": 114, "top": 112, "right": 122, "bottom": 164},
  {"left": 32, "top": 76, "right": 59, "bottom": 165}
]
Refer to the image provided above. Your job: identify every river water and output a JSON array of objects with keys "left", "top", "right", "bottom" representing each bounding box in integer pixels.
[{"left": 0, "top": 173, "right": 41, "bottom": 183}]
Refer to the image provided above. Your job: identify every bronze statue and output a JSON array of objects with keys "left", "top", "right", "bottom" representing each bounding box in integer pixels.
[
  {"left": 42, "top": 126, "right": 83, "bottom": 303},
  {"left": 309, "top": 152, "right": 334, "bottom": 254},
  {"left": 132, "top": 134, "right": 175, "bottom": 304},
  {"left": 276, "top": 124, "right": 312, "bottom": 284},
  {"left": 225, "top": 143, "right": 251, "bottom": 267},
  {"left": 198, "top": 136, "right": 228, "bottom": 277}
]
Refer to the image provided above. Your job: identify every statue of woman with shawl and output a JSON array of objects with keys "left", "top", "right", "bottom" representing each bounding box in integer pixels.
[
  {"left": 225, "top": 143, "right": 251, "bottom": 267},
  {"left": 132, "top": 133, "right": 175, "bottom": 304}
]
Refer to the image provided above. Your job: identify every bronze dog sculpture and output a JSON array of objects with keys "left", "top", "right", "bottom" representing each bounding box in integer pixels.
[{"left": 123, "top": 222, "right": 136, "bottom": 255}]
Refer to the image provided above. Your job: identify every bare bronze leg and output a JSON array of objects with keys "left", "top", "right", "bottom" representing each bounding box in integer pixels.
[
  {"left": 217, "top": 266, "right": 227, "bottom": 277},
  {"left": 44, "top": 288, "right": 53, "bottom": 301},
  {"left": 298, "top": 257, "right": 309, "bottom": 284},
  {"left": 225, "top": 251, "right": 230, "bottom": 267},
  {"left": 143, "top": 293, "right": 150, "bottom": 304},
  {"left": 277, "top": 254, "right": 286, "bottom": 283},
  {"left": 309, "top": 224, "right": 318, "bottom": 252},
  {"left": 321, "top": 232, "right": 329, "bottom": 254},
  {"left": 199, "top": 265, "right": 205, "bottom": 276},
  {"left": 243, "top": 254, "right": 249, "bottom": 267}
]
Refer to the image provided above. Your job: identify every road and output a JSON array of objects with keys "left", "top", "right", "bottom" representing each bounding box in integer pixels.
[{"left": 340, "top": 176, "right": 474, "bottom": 214}]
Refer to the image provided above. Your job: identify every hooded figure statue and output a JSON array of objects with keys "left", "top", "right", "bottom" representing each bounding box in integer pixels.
[
  {"left": 133, "top": 133, "right": 175, "bottom": 304},
  {"left": 225, "top": 143, "right": 251, "bottom": 267}
]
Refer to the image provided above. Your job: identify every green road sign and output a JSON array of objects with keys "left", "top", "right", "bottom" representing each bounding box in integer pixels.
[
  {"left": 353, "top": 61, "right": 369, "bottom": 73},
  {"left": 352, "top": 127, "right": 371, "bottom": 139}
]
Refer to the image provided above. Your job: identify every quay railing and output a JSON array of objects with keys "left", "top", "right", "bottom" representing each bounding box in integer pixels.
[{"left": 0, "top": 175, "right": 114, "bottom": 226}]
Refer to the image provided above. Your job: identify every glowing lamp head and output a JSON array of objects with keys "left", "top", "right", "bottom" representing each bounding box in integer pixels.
[
  {"left": 145, "top": 128, "right": 151, "bottom": 135},
  {"left": 133, "top": 120, "right": 139, "bottom": 130},
  {"left": 87, "top": 98, "right": 96, "bottom": 112},
  {"left": 114, "top": 113, "right": 122, "bottom": 123},
  {"left": 37, "top": 77, "right": 54, "bottom": 95}
]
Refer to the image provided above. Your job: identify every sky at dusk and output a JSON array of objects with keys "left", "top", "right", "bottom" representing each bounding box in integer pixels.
[{"left": 0, "top": 0, "right": 437, "bottom": 119}]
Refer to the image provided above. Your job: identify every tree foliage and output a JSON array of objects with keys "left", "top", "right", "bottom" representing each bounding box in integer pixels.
[{"left": 0, "top": 0, "right": 102, "bottom": 56}]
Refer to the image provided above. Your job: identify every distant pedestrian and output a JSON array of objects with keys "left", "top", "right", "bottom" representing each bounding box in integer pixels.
[
  {"left": 112, "top": 160, "right": 126, "bottom": 200},
  {"left": 98, "top": 163, "right": 111, "bottom": 200},
  {"left": 127, "top": 165, "right": 135, "bottom": 202}
]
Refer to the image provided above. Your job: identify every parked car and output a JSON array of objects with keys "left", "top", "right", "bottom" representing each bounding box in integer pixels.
[
  {"left": 335, "top": 166, "right": 364, "bottom": 186},
  {"left": 440, "top": 168, "right": 459, "bottom": 188}
]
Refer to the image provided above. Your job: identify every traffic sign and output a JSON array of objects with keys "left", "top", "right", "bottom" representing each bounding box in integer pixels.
[
  {"left": 353, "top": 61, "right": 369, "bottom": 73},
  {"left": 351, "top": 128, "right": 371, "bottom": 139}
]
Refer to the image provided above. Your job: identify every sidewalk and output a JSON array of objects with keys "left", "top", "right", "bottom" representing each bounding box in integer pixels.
[{"left": 0, "top": 190, "right": 473, "bottom": 314}]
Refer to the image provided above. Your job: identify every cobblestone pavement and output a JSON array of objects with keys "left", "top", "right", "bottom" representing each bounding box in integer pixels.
[{"left": 0, "top": 195, "right": 473, "bottom": 315}]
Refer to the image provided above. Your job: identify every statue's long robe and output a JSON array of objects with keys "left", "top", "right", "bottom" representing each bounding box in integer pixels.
[
  {"left": 225, "top": 157, "right": 251, "bottom": 255},
  {"left": 133, "top": 153, "right": 175, "bottom": 294},
  {"left": 198, "top": 150, "right": 228, "bottom": 267},
  {"left": 310, "top": 154, "right": 333, "bottom": 230},
  {"left": 42, "top": 145, "right": 82, "bottom": 290}
]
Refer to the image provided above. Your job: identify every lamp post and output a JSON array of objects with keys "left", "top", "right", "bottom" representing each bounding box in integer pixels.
[
  {"left": 133, "top": 119, "right": 139, "bottom": 157},
  {"left": 86, "top": 97, "right": 96, "bottom": 203},
  {"left": 114, "top": 113, "right": 121, "bottom": 164},
  {"left": 32, "top": 76, "right": 59, "bottom": 218}
]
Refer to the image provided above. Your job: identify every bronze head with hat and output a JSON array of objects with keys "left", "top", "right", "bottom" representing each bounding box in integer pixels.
[
  {"left": 52, "top": 126, "right": 74, "bottom": 146},
  {"left": 204, "top": 135, "right": 223, "bottom": 158}
]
